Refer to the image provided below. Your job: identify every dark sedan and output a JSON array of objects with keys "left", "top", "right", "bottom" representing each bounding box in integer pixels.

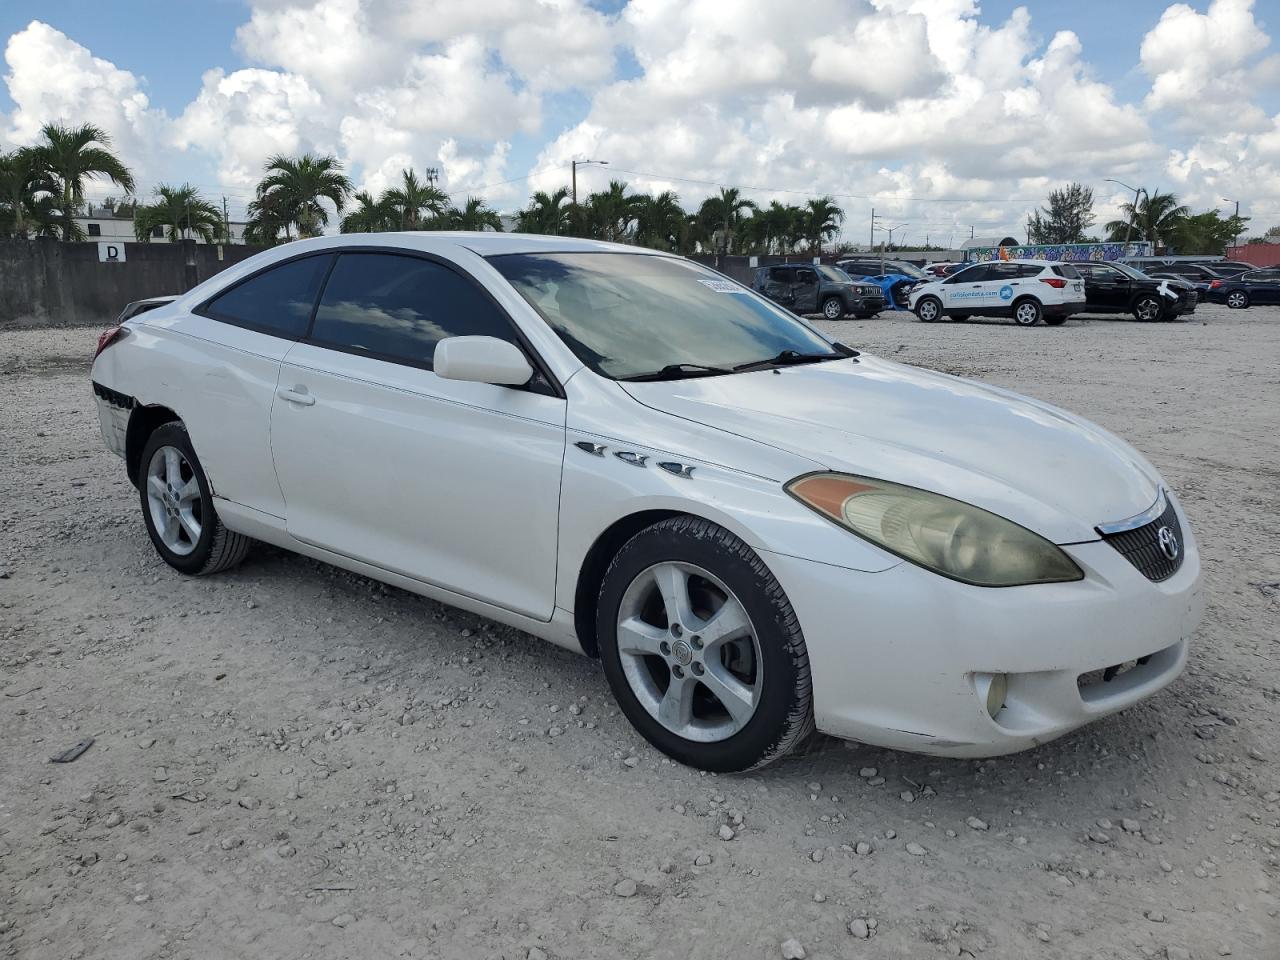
[
  {"left": 1073, "top": 261, "right": 1194, "bottom": 320},
  {"left": 1204, "top": 270, "right": 1280, "bottom": 309}
]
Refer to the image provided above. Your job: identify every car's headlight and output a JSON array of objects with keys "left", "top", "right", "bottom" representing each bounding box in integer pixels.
[{"left": 786, "top": 473, "right": 1083, "bottom": 587}]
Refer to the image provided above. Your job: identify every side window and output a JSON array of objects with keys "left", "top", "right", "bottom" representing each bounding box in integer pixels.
[
  {"left": 945, "top": 264, "right": 988, "bottom": 283},
  {"left": 984, "top": 263, "right": 1019, "bottom": 281},
  {"left": 795, "top": 268, "right": 817, "bottom": 283},
  {"left": 310, "top": 252, "right": 518, "bottom": 367},
  {"left": 203, "top": 254, "right": 333, "bottom": 338},
  {"left": 768, "top": 267, "right": 791, "bottom": 283}
]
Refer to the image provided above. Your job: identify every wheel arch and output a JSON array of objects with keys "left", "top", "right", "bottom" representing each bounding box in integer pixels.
[{"left": 126, "top": 405, "right": 182, "bottom": 487}]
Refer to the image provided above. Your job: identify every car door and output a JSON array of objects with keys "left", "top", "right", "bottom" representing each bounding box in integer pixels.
[
  {"left": 1085, "top": 263, "right": 1129, "bottom": 309},
  {"left": 184, "top": 253, "right": 335, "bottom": 518},
  {"left": 792, "top": 268, "right": 820, "bottom": 312},
  {"left": 269, "top": 250, "right": 567, "bottom": 621},
  {"left": 761, "top": 266, "right": 794, "bottom": 306},
  {"left": 1243, "top": 272, "right": 1280, "bottom": 304},
  {"left": 940, "top": 263, "right": 991, "bottom": 310}
]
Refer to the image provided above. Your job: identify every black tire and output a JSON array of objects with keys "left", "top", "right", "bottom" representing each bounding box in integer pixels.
[
  {"left": 596, "top": 516, "right": 814, "bottom": 772},
  {"left": 951, "top": 313, "right": 971, "bottom": 322},
  {"left": 138, "top": 422, "right": 252, "bottom": 576},
  {"left": 1012, "top": 297, "right": 1043, "bottom": 326},
  {"left": 915, "top": 296, "right": 943, "bottom": 323},
  {"left": 1132, "top": 295, "right": 1163, "bottom": 322},
  {"left": 820, "top": 296, "right": 845, "bottom": 320},
  {"left": 1044, "top": 316, "right": 1067, "bottom": 326},
  {"left": 1225, "top": 290, "right": 1249, "bottom": 309}
]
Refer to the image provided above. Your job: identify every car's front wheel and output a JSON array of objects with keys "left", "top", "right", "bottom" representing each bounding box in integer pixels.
[
  {"left": 1226, "top": 290, "right": 1250, "bottom": 309},
  {"left": 821, "top": 296, "right": 844, "bottom": 320},
  {"left": 915, "top": 296, "right": 942, "bottom": 322},
  {"left": 1133, "top": 295, "right": 1163, "bottom": 322},
  {"left": 597, "top": 517, "right": 814, "bottom": 772},
  {"left": 1013, "top": 298, "right": 1043, "bottom": 326},
  {"left": 139, "top": 422, "right": 252, "bottom": 575}
]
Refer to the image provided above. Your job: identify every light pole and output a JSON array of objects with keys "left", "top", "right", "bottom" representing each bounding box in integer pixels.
[
  {"left": 571, "top": 159, "right": 608, "bottom": 207},
  {"left": 880, "top": 222, "right": 907, "bottom": 274},
  {"left": 1222, "top": 197, "right": 1241, "bottom": 252},
  {"left": 1105, "top": 178, "right": 1144, "bottom": 247}
]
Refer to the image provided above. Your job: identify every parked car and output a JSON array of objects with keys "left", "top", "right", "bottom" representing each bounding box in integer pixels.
[
  {"left": 1124, "top": 260, "right": 1227, "bottom": 284},
  {"left": 835, "top": 258, "right": 929, "bottom": 309},
  {"left": 751, "top": 263, "right": 885, "bottom": 319},
  {"left": 909, "top": 259, "right": 1087, "bottom": 325},
  {"left": 924, "top": 262, "right": 963, "bottom": 278},
  {"left": 1197, "top": 260, "right": 1254, "bottom": 276},
  {"left": 1072, "top": 260, "right": 1194, "bottom": 321},
  {"left": 1203, "top": 270, "right": 1280, "bottom": 308},
  {"left": 91, "top": 233, "right": 1201, "bottom": 770}
]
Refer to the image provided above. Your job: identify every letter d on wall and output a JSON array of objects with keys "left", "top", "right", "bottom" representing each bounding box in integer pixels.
[{"left": 98, "top": 241, "right": 126, "bottom": 263}]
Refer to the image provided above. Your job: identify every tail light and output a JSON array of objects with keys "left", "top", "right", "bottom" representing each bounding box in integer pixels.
[
  {"left": 1039, "top": 277, "right": 1067, "bottom": 289},
  {"left": 1209, "top": 279, "right": 1222, "bottom": 289},
  {"left": 94, "top": 325, "right": 126, "bottom": 360}
]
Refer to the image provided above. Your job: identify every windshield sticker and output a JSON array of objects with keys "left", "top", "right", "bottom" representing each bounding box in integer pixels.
[{"left": 698, "top": 278, "right": 745, "bottom": 293}]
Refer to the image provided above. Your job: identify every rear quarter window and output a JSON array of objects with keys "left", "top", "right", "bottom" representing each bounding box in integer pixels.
[
  {"left": 202, "top": 255, "right": 334, "bottom": 338},
  {"left": 1052, "top": 264, "right": 1082, "bottom": 278}
]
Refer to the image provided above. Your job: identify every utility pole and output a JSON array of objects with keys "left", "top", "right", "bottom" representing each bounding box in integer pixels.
[
  {"left": 1222, "top": 197, "right": 1240, "bottom": 252},
  {"left": 571, "top": 159, "right": 608, "bottom": 207},
  {"left": 222, "top": 196, "right": 229, "bottom": 244},
  {"left": 424, "top": 167, "right": 439, "bottom": 188},
  {"left": 869, "top": 206, "right": 874, "bottom": 252},
  {"left": 1105, "top": 178, "right": 1143, "bottom": 247}
]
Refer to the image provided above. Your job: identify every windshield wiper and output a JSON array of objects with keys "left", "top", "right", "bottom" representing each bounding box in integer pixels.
[
  {"left": 733, "top": 349, "right": 846, "bottom": 372},
  {"left": 620, "top": 362, "right": 735, "bottom": 382}
]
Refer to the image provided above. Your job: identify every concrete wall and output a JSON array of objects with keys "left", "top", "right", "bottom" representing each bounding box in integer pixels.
[{"left": 0, "top": 238, "right": 267, "bottom": 329}]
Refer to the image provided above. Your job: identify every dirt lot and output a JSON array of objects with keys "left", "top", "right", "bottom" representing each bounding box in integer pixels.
[{"left": 1, "top": 305, "right": 1277, "bottom": 960}]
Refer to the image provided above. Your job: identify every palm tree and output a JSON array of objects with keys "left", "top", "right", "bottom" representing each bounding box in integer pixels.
[
  {"left": 583, "top": 180, "right": 642, "bottom": 242},
  {"left": 0, "top": 148, "right": 60, "bottom": 239},
  {"left": 383, "top": 168, "right": 448, "bottom": 230},
  {"left": 697, "top": 187, "right": 757, "bottom": 254},
  {"left": 341, "top": 190, "right": 397, "bottom": 233},
  {"left": 634, "top": 191, "right": 686, "bottom": 250},
  {"left": 442, "top": 197, "right": 503, "bottom": 231},
  {"left": 133, "top": 184, "right": 224, "bottom": 243},
  {"left": 516, "top": 187, "right": 573, "bottom": 235},
  {"left": 254, "top": 153, "right": 352, "bottom": 239},
  {"left": 802, "top": 196, "right": 845, "bottom": 253},
  {"left": 243, "top": 192, "right": 289, "bottom": 245},
  {"left": 35, "top": 122, "right": 135, "bottom": 240},
  {"left": 1105, "top": 189, "right": 1190, "bottom": 247}
]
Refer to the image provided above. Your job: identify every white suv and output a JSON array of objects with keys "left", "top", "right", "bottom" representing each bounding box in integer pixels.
[{"left": 909, "top": 259, "right": 1086, "bottom": 326}]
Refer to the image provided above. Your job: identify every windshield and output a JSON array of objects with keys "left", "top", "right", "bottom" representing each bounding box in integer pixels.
[
  {"left": 816, "top": 265, "right": 849, "bottom": 282},
  {"left": 1107, "top": 261, "right": 1149, "bottom": 280},
  {"left": 489, "top": 252, "right": 840, "bottom": 380}
]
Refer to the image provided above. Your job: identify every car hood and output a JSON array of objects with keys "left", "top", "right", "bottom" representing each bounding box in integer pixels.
[{"left": 621, "top": 355, "right": 1162, "bottom": 544}]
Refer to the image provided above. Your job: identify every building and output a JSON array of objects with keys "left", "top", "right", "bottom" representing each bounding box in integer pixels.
[{"left": 75, "top": 204, "right": 249, "bottom": 245}]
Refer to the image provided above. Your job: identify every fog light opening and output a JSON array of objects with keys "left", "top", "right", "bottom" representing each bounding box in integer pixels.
[{"left": 974, "top": 672, "right": 1008, "bottom": 720}]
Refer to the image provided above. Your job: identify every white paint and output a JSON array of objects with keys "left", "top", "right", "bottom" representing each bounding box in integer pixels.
[{"left": 97, "top": 241, "right": 126, "bottom": 263}]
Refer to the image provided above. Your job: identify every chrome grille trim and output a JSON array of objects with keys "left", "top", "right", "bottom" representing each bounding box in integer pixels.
[{"left": 1095, "top": 489, "right": 1167, "bottom": 536}]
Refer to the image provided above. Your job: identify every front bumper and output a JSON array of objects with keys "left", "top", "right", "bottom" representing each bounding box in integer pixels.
[
  {"left": 760, "top": 498, "right": 1202, "bottom": 757},
  {"left": 849, "top": 295, "right": 886, "bottom": 315}
]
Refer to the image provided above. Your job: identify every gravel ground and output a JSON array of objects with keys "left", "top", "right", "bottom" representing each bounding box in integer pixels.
[{"left": 1, "top": 305, "right": 1277, "bottom": 960}]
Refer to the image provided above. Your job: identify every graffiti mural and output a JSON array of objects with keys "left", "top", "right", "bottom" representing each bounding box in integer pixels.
[{"left": 966, "top": 241, "right": 1154, "bottom": 263}]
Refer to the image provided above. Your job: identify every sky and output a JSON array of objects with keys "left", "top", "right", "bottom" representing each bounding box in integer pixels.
[{"left": 2, "top": 0, "right": 1278, "bottom": 246}]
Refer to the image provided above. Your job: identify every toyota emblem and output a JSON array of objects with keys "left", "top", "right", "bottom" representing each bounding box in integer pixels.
[{"left": 1157, "top": 525, "right": 1179, "bottom": 561}]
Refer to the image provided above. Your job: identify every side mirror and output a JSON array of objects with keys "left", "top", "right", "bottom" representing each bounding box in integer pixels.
[{"left": 434, "top": 336, "right": 533, "bottom": 387}]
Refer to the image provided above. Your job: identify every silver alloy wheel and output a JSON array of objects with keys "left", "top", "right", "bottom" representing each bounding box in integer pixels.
[
  {"left": 1014, "top": 301, "right": 1040, "bottom": 325},
  {"left": 615, "top": 561, "right": 763, "bottom": 743},
  {"left": 822, "top": 298, "right": 843, "bottom": 319},
  {"left": 1227, "top": 291, "right": 1248, "bottom": 309},
  {"left": 917, "top": 299, "right": 939, "bottom": 321},
  {"left": 1135, "top": 297, "right": 1161, "bottom": 321},
  {"left": 145, "top": 445, "right": 202, "bottom": 556}
]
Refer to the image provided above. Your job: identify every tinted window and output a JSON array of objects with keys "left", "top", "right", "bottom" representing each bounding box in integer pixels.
[
  {"left": 310, "top": 253, "right": 516, "bottom": 366},
  {"left": 945, "top": 264, "right": 989, "bottom": 283},
  {"left": 490, "top": 252, "right": 839, "bottom": 380},
  {"left": 205, "top": 255, "right": 332, "bottom": 338},
  {"left": 1052, "top": 264, "right": 1082, "bottom": 278},
  {"left": 795, "top": 269, "right": 817, "bottom": 283},
  {"left": 768, "top": 267, "right": 791, "bottom": 283},
  {"left": 984, "top": 263, "right": 1021, "bottom": 280}
]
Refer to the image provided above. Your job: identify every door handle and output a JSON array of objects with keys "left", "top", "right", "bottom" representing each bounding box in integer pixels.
[{"left": 277, "top": 386, "right": 315, "bottom": 406}]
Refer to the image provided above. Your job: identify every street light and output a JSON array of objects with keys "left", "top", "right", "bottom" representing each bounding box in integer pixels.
[
  {"left": 1105, "top": 178, "right": 1145, "bottom": 246},
  {"left": 571, "top": 159, "right": 608, "bottom": 206},
  {"left": 878, "top": 222, "right": 907, "bottom": 273},
  {"left": 1222, "top": 197, "right": 1241, "bottom": 252}
]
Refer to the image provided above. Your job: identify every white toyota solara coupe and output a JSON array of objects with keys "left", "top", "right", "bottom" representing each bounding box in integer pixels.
[{"left": 90, "top": 233, "right": 1203, "bottom": 771}]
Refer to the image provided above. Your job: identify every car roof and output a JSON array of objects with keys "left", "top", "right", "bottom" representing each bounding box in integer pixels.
[{"left": 249, "top": 231, "right": 664, "bottom": 258}]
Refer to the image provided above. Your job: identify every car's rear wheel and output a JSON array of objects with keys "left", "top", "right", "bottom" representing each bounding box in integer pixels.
[
  {"left": 1133, "top": 295, "right": 1163, "bottom": 322},
  {"left": 597, "top": 516, "right": 813, "bottom": 772},
  {"left": 951, "top": 313, "right": 971, "bottom": 322},
  {"left": 1226, "top": 290, "right": 1250, "bottom": 309},
  {"left": 1013, "top": 298, "right": 1043, "bottom": 326},
  {"left": 915, "top": 296, "right": 942, "bottom": 323},
  {"left": 821, "top": 296, "right": 844, "bottom": 320},
  {"left": 139, "top": 423, "right": 251, "bottom": 575},
  {"left": 1044, "top": 316, "right": 1067, "bottom": 326}
]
